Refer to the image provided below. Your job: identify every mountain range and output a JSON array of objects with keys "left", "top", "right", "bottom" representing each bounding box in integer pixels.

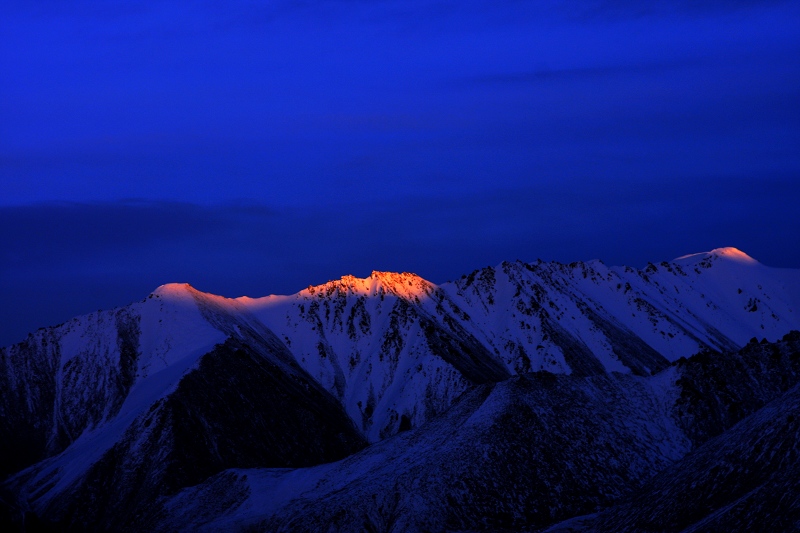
[{"left": 2, "top": 247, "right": 799, "bottom": 531}]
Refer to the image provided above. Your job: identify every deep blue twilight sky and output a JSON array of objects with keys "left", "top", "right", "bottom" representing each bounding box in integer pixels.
[{"left": 1, "top": 0, "right": 799, "bottom": 346}]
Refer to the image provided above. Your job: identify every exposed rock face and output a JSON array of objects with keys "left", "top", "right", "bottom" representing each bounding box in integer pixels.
[
  {"left": 672, "top": 331, "right": 800, "bottom": 446},
  {"left": 578, "top": 351, "right": 800, "bottom": 532}
]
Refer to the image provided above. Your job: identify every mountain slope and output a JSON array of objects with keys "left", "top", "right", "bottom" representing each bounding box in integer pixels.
[
  {"left": 1, "top": 283, "right": 224, "bottom": 477},
  {"left": 7, "top": 338, "right": 365, "bottom": 530},
  {"left": 1, "top": 285, "right": 365, "bottom": 530},
  {"left": 565, "top": 337, "right": 800, "bottom": 532},
  {"left": 150, "top": 332, "right": 800, "bottom": 532},
  {"left": 151, "top": 371, "right": 690, "bottom": 532}
]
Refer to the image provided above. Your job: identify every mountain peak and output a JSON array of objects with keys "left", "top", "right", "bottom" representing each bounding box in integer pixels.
[
  {"left": 151, "top": 282, "right": 197, "bottom": 298},
  {"left": 369, "top": 271, "right": 435, "bottom": 298},
  {"left": 301, "top": 271, "right": 435, "bottom": 299},
  {"left": 674, "top": 247, "right": 759, "bottom": 266},
  {"left": 709, "top": 247, "right": 757, "bottom": 261}
]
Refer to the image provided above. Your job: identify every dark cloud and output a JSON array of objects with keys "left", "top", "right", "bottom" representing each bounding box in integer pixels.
[
  {"left": 462, "top": 58, "right": 706, "bottom": 85},
  {"left": 573, "top": 0, "right": 797, "bottom": 19},
  {"left": 0, "top": 201, "right": 232, "bottom": 258}
]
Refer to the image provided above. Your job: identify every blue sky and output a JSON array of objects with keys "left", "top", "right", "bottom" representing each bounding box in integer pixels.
[{"left": 1, "top": 0, "right": 799, "bottom": 345}]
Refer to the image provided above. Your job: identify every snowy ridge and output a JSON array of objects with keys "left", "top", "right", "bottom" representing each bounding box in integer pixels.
[
  {"left": 0, "top": 281, "right": 326, "bottom": 485},
  {"left": 240, "top": 247, "right": 800, "bottom": 439},
  {"left": 3, "top": 248, "right": 798, "bottom": 453},
  {"left": 2, "top": 248, "right": 800, "bottom": 530}
]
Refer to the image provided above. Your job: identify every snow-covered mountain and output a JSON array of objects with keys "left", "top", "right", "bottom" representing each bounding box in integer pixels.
[
  {"left": 0, "top": 285, "right": 366, "bottom": 529},
  {"left": 2, "top": 247, "right": 800, "bottom": 530},
  {"left": 241, "top": 246, "right": 800, "bottom": 440}
]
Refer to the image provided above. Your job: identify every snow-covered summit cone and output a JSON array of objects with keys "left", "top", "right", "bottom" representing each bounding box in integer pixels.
[
  {"left": 1, "top": 282, "right": 223, "bottom": 477},
  {"left": 666, "top": 246, "right": 800, "bottom": 343},
  {"left": 674, "top": 246, "right": 760, "bottom": 266}
]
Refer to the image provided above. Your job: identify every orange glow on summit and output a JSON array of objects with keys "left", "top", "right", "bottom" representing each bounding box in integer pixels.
[
  {"left": 674, "top": 247, "right": 759, "bottom": 265},
  {"left": 301, "top": 271, "right": 437, "bottom": 300}
]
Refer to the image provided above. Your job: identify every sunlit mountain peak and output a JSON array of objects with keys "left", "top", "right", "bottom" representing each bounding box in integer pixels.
[
  {"left": 152, "top": 282, "right": 196, "bottom": 297},
  {"left": 674, "top": 247, "right": 759, "bottom": 266},
  {"left": 300, "top": 271, "right": 436, "bottom": 300}
]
